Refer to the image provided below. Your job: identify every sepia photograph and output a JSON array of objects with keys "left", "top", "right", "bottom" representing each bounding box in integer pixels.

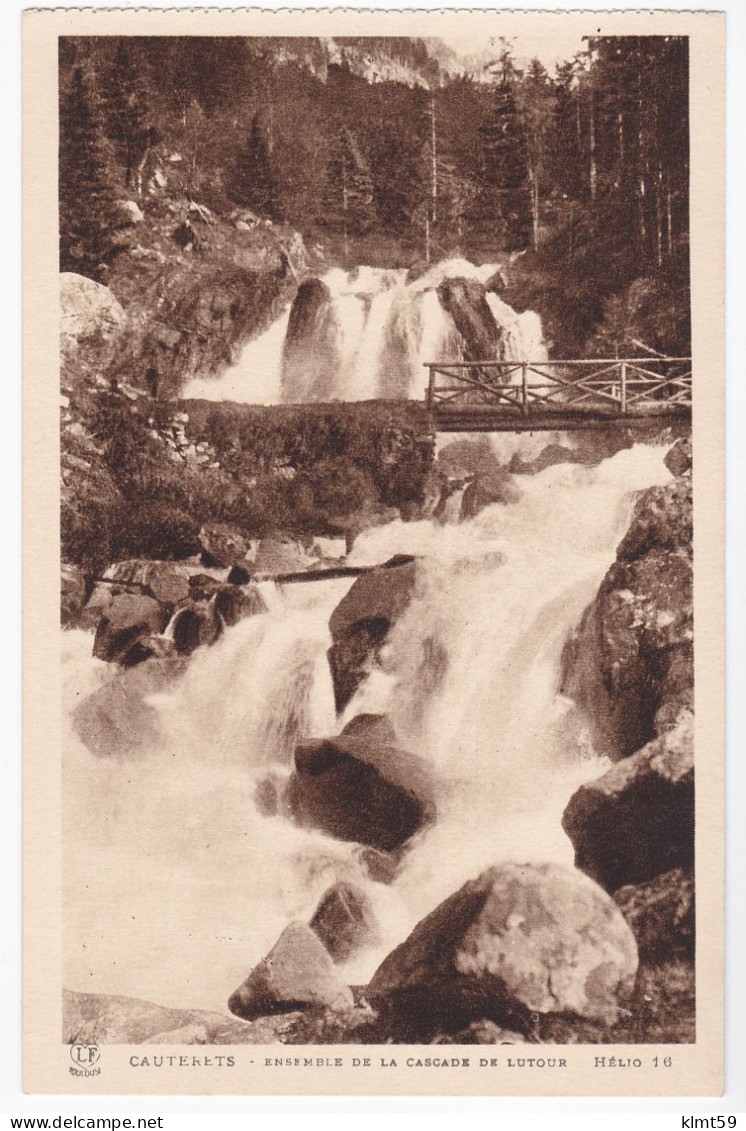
[{"left": 20, "top": 6, "right": 726, "bottom": 1097}]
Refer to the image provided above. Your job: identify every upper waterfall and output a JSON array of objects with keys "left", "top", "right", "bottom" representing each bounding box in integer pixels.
[{"left": 183, "top": 258, "right": 547, "bottom": 405}]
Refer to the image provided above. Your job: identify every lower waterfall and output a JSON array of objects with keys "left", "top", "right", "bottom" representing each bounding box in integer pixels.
[{"left": 62, "top": 443, "right": 673, "bottom": 1012}]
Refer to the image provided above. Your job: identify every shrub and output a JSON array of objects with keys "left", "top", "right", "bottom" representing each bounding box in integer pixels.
[{"left": 111, "top": 500, "right": 201, "bottom": 561}]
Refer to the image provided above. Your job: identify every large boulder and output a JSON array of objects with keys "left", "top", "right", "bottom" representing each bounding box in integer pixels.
[
  {"left": 367, "top": 862, "right": 638, "bottom": 1031},
  {"left": 106, "top": 560, "right": 190, "bottom": 606},
  {"left": 664, "top": 436, "right": 692, "bottom": 478},
  {"left": 199, "top": 523, "right": 249, "bottom": 569},
  {"left": 614, "top": 867, "right": 694, "bottom": 961},
  {"left": 561, "top": 713, "right": 694, "bottom": 894},
  {"left": 228, "top": 922, "right": 354, "bottom": 1020},
  {"left": 72, "top": 657, "right": 185, "bottom": 758},
  {"left": 561, "top": 475, "right": 693, "bottom": 759},
  {"left": 286, "top": 714, "right": 435, "bottom": 852},
  {"left": 309, "top": 881, "right": 380, "bottom": 963},
  {"left": 460, "top": 470, "right": 521, "bottom": 519},
  {"left": 437, "top": 437, "right": 502, "bottom": 478},
  {"left": 92, "top": 592, "right": 170, "bottom": 665},
  {"left": 171, "top": 604, "right": 220, "bottom": 657},
  {"left": 213, "top": 584, "right": 268, "bottom": 627},
  {"left": 436, "top": 277, "right": 504, "bottom": 363},
  {"left": 328, "top": 557, "right": 418, "bottom": 712},
  {"left": 280, "top": 278, "right": 338, "bottom": 402},
  {"left": 63, "top": 989, "right": 286, "bottom": 1045},
  {"left": 60, "top": 273, "right": 126, "bottom": 385}
]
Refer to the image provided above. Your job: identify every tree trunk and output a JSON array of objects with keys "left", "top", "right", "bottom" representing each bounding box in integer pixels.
[
  {"left": 530, "top": 164, "right": 540, "bottom": 248},
  {"left": 588, "top": 87, "right": 597, "bottom": 202},
  {"left": 430, "top": 96, "right": 438, "bottom": 226}
]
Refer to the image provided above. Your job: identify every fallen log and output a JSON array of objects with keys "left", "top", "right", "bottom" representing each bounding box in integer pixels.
[{"left": 92, "top": 555, "right": 416, "bottom": 593}]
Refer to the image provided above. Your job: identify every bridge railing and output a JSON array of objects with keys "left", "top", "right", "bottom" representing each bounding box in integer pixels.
[{"left": 424, "top": 358, "right": 692, "bottom": 418}]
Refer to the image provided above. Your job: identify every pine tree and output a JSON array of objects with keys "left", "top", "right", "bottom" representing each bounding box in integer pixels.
[
  {"left": 59, "top": 64, "right": 120, "bottom": 281},
  {"left": 228, "top": 114, "right": 277, "bottom": 218},
  {"left": 101, "top": 40, "right": 152, "bottom": 189},
  {"left": 518, "top": 58, "right": 555, "bottom": 248},
  {"left": 548, "top": 60, "right": 585, "bottom": 205},
  {"left": 320, "top": 127, "right": 376, "bottom": 259},
  {"left": 478, "top": 64, "right": 532, "bottom": 251}
]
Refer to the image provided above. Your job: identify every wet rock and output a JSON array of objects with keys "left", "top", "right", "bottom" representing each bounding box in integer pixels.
[
  {"left": 213, "top": 584, "right": 267, "bottom": 628},
  {"left": 368, "top": 862, "right": 638, "bottom": 1032},
  {"left": 253, "top": 771, "right": 291, "bottom": 818},
  {"left": 171, "top": 604, "right": 220, "bottom": 657},
  {"left": 60, "top": 273, "right": 125, "bottom": 385},
  {"left": 61, "top": 563, "right": 91, "bottom": 628},
  {"left": 281, "top": 278, "right": 338, "bottom": 402},
  {"left": 118, "top": 633, "right": 176, "bottom": 669},
  {"left": 328, "top": 558, "right": 418, "bottom": 712},
  {"left": 562, "top": 713, "right": 694, "bottom": 894},
  {"left": 63, "top": 989, "right": 288, "bottom": 1045},
  {"left": 617, "top": 476, "right": 692, "bottom": 562},
  {"left": 437, "top": 436, "right": 503, "bottom": 479},
  {"left": 72, "top": 657, "right": 185, "bottom": 758},
  {"left": 227, "top": 563, "right": 252, "bottom": 585},
  {"left": 561, "top": 476, "right": 693, "bottom": 759},
  {"left": 199, "top": 523, "right": 249, "bottom": 568},
  {"left": 664, "top": 435, "right": 692, "bottom": 478},
  {"left": 310, "top": 882, "right": 380, "bottom": 963},
  {"left": 106, "top": 559, "right": 190, "bottom": 606},
  {"left": 287, "top": 714, "right": 435, "bottom": 853},
  {"left": 508, "top": 444, "right": 588, "bottom": 475},
  {"left": 405, "top": 259, "right": 430, "bottom": 283},
  {"left": 254, "top": 534, "right": 312, "bottom": 574},
  {"left": 614, "top": 867, "right": 694, "bottom": 961},
  {"left": 340, "top": 507, "right": 400, "bottom": 554},
  {"left": 484, "top": 267, "right": 509, "bottom": 295},
  {"left": 358, "top": 846, "right": 401, "bottom": 885},
  {"left": 434, "top": 1019, "right": 526, "bottom": 1044},
  {"left": 187, "top": 573, "right": 225, "bottom": 601},
  {"left": 437, "top": 277, "right": 504, "bottom": 362},
  {"left": 93, "top": 593, "right": 170, "bottom": 664},
  {"left": 228, "top": 922, "right": 354, "bottom": 1020},
  {"left": 460, "top": 470, "right": 521, "bottom": 519}
]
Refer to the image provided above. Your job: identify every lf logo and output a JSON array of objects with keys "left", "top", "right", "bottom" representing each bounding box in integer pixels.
[{"left": 69, "top": 1043, "right": 101, "bottom": 1076}]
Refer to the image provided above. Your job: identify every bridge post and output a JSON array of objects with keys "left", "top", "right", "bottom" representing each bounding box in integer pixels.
[
  {"left": 620, "top": 360, "right": 627, "bottom": 413},
  {"left": 521, "top": 362, "right": 529, "bottom": 416},
  {"left": 426, "top": 364, "right": 435, "bottom": 412}
]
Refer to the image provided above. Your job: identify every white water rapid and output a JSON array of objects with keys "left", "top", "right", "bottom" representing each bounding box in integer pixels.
[
  {"left": 63, "top": 261, "right": 675, "bottom": 1014},
  {"left": 63, "top": 450, "right": 673, "bottom": 1013}
]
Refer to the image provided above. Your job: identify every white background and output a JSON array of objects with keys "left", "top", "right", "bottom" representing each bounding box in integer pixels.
[{"left": 2, "top": 0, "right": 745, "bottom": 1122}]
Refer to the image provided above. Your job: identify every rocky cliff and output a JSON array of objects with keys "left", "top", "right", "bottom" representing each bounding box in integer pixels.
[
  {"left": 61, "top": 198, "right": 306, "bottom": 398},
  {"left": 560, "top": 437, "right": 693, "bottom": 761},
  {"left": 558, "top": 436, "right": 695, "bottom": 1039}
]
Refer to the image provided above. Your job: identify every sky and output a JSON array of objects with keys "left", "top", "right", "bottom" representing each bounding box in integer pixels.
[{"left": 436, "top": 31, "right": 586, "bottom": 76}]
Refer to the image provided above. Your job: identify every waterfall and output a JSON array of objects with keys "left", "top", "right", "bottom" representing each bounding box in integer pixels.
[
  {"left": 62, "top": 443, "right": 673, "bottom": 1011},
  {"left": 182, "top": 257, "right": 542, "bottom": 405},
  {"left": 64, "top": 258, "right": 675, "bottom": 1013}
]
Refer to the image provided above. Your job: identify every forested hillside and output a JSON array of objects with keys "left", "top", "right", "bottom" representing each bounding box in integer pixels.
[{"left": 59, "top": 33, "right": 690, "bottom": 359}]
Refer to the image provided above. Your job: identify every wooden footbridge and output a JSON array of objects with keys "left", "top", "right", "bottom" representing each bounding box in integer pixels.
[{"left": 425, "top": 357, "right": 692, "bottom": 432}]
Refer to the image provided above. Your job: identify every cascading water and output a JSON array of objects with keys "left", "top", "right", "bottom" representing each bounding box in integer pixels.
[
  {"left": 182, "top": 258, "right": 544, "bottom": 405},
  {"left": 64, "top": 259, "right": 675, "bottom": 1014},
  {"left": 63, "top": 449, "right": 673, "bottom": 1012}
]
